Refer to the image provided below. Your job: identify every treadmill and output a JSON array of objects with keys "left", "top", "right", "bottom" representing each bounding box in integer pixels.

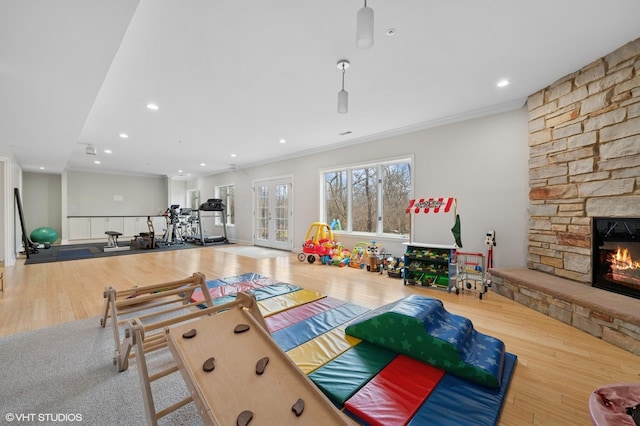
[{"left": 194, "top": 198, "right": 228, "bottom": 245}]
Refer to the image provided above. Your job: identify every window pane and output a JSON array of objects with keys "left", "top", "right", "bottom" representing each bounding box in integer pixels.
[
  {"left": 256, "top": 185, "right": 268, "bottom": 240},
  {"left": 382, "top": 162, "right": 411, "bottom": 236},
  {"left": 351, "top": 167, "right": 377, "bottom": 233},
  {"left": 322, "top": 158, "right": 411, "bottom": 238},
  {"left": 274, "top": 183, "right": 288, "bottom": 243},
  {"left": 227, "top": 185, "right": 235, "bottom": 225},
  {"left": 214, "top": 185, "right": 235, "bottom": 225},
  {"left": 324, "top": 171, "right": 347, "bottom": 230}
]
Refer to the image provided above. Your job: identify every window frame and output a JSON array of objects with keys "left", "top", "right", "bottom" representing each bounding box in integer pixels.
[{"left": 321, "top": 156, "right": 413, "bottom": 239}]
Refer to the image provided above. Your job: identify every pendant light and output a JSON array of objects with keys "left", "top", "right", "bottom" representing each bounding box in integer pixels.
[
  {"left": 337, "top": 60, "right": 350, "bottom": 114},
  {"left": 356, "top": 0, "right": 374, "bottom": 49}
]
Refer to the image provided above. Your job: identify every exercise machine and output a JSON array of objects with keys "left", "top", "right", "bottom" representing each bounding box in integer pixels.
[
  {"left": 193, "top": 198, "right": 228, "bottom": 245},
  {"left": 157, "top": 205, "right": 184, "bottom": 246},
  {"left": 131, "top": 216, "right": 156, "bottom": 249},
  {"left": 177, "top": 207, "right": 198, "bottom": 243}
]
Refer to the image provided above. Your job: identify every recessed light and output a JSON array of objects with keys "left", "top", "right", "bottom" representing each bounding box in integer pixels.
[
  {"left": 178, "top": 169, "right": 183, "bottom": 173},
  {"left": 119, "top": 133, "right": 129, "bottom": 139},
  {"left": 146, "top": 103, "right": 159, "bottom": 110},
  {"left": 386, "top": 28, "right": 397, "bottom": 36},
  {"left": 104, "top": 149, "right": 112, "bottom": 154},
  {"left": 497, "top": 79, "right": 510, "bottom": 88},
  {"left": 39, "top": 166, "right": 45, "bottom": 170},
  {"left": 200, "top": 163, "right": 206, "bottom": 166},
  {"left": 94, "top": 160, "right": 101, "bottom": 165},
  {"left": 279, "top": 139, "right": 286, "bottom": 144},
  {"left": 230, "top": 153, "right": 237, "bottom": 158}
]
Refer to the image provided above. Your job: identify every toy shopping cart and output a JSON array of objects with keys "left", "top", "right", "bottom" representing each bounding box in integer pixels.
[{"left": 455, "top": 251, "right": 489, "bottom": 299}]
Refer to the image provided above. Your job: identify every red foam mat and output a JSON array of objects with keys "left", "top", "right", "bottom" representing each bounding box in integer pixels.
[{"left": 344, "top": 354, "right": 445, "bottom": 426}]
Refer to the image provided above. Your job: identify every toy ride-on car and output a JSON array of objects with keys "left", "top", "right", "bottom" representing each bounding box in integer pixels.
[{"left": 298, "top": 222, "right": 334, "bottom": 264}]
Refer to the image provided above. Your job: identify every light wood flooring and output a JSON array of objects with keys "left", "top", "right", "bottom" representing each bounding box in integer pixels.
[{"left": 1, "top": 245, "right": 638, "bottom": 425}]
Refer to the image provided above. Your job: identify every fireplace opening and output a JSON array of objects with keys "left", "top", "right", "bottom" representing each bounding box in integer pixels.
[{"left": 592, "top": 217, "right": 640, "bottom": 299}]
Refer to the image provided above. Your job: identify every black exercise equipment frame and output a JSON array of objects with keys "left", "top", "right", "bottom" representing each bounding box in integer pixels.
[
  {"left": 194, "top": 198, "right": 228, "bottom": 245},
  {"left": 14, "top": 187, "right": 38, "bottom": 258}
]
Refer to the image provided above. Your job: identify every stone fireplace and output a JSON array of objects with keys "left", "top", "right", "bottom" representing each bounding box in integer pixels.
[
  {"left": 527, "top": 37, "right": 640, "bottom": 290},
  {"left": 491, "top": 38, "right": 640, "bottom": 355}
]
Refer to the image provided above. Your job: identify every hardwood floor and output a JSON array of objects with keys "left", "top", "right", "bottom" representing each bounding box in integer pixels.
[{"left": 1, "top": 245, "right": 638, "bottom": 425}]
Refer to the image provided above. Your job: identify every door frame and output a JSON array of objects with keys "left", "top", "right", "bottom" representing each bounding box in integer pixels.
[{"left": 252, "top": 175, "right": 293, "bottom": 251}]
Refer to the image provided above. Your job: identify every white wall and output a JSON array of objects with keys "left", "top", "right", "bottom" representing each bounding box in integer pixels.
[
  {"left": 192, "top": 107, "right": 530, "bottom": 268},
  {"left": 169, "top": 179, "right": 187, "bottom": 209},
  {"left": 66, "top": 171, "right": 167, "bottom": 216},
  {"left": 23, "top": 172, "right": 62, "bottom": 237},
  {"left": 5, "top": 107, "right": 529, "bottom": 268}
]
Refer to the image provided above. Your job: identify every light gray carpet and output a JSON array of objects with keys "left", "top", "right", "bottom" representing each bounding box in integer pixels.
[{"left": 0, "top": 316, "right": 203, "bottom": 425}]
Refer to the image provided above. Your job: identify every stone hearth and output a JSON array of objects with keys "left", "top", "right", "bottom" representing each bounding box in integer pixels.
[{"left": 491, "top": 268, "right": 640, "bottom": 355}]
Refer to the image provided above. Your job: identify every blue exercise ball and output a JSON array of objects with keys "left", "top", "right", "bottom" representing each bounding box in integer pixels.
[{"left": 30, "top": 227, "right": 59, "bottom": 244}]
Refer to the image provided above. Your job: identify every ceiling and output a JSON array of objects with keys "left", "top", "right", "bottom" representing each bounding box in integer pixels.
[{"left": 2, "top": 1, "right": 640, "bottom": 180}]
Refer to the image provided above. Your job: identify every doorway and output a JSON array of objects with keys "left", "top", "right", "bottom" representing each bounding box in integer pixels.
[
  {"left": 253, "top": 177, "right": 292, "bottom": 251},
  {"left": 186, "top": 189, "right": 200, "bottom": 209}
]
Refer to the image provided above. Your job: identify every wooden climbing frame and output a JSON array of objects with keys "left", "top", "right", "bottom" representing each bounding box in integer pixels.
[{"left": 100, "top": 272, "right": 214, "bottom": 371}]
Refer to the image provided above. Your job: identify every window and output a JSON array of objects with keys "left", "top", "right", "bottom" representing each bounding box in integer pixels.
[
  {"left": 215, "top": 184, "right": 235, "bottom": 225},
  {"left": 323, "top": 159, "right": 411, "bottom": 237}
]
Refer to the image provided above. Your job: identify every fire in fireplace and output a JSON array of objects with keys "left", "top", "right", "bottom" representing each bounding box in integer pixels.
[{"left": 593, "top": 217, "right": 640, "bottom": 299}]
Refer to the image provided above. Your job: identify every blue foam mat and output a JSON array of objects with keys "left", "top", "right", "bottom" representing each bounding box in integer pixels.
[
  {"left": 408, "top": 352, "right": 517, "bottom": 426},
  {"left": 272, "top": 303, "right": 369, "bottom": 351}
]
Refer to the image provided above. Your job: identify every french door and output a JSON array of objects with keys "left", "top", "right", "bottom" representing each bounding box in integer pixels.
[{"left": 253, "top": 177, "right": 292, "bottom": 250}]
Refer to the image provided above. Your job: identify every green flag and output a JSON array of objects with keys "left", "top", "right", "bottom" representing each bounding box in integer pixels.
[{"left": 451, "top": 214, "right": 462, "bottom": 247}]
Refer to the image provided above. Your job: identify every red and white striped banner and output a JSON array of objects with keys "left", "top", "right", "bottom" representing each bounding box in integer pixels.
[{"left": 405, "top": 197, "right": 455, "bottom": 214}]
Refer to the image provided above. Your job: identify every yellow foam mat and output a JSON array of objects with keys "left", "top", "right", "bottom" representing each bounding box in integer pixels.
[
  {"left": 257, "top": 289, "right": 325, "bottom": 317},
  {"left": 286, "top": 326, "right": 361, "bottom": 374}
]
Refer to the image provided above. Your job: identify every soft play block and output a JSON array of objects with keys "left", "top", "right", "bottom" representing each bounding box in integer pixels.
[
  {"left": 271, "top": 302, "right": 369, "bottom": 351},
  {"left": 344, "top": 355, "right": 445, "bottom": 426},
  {"left": 345, "top": 294, "right": 506, "bottom": 388},
  {"left": 408, "top": 352, "right": 517, "bottom": 426},
  {"left": 265, "top": 297, "right": 347, "bottom": 333},
  {"left": 308, "top": 341, "right": 397, "bottom": 407},
  {"left": 286, "top": 326, "right": 361, "bottom": 374},
  {"left": 257, "top": 289, "right": 325, "bottom": 316}
]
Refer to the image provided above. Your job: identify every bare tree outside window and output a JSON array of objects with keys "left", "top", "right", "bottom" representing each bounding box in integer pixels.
[
  {"left": 322, "top": 159, "right": 411, "bottom": 237},
  {"left": 325, "top": 171, "right": 347, "bottom": 229},
  {"left": 352, "top": 167, "right": 377, "bottom": 233}
]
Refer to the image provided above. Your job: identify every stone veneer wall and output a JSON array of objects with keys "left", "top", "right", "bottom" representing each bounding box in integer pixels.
[{"left": 527, "top": 38, "right": 640, "bottom": 283}]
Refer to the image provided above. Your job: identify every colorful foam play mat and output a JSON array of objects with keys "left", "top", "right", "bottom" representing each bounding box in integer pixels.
[{"left": 191, "top": 273, "right": 517, "bottom": 425}]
